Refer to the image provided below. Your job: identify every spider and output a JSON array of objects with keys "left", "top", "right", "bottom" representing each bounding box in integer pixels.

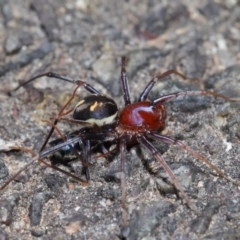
[{"left": 1, "top": 57, "right": 239, "bottom": 224}]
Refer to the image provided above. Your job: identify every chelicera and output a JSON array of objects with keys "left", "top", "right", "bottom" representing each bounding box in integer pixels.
[{"left": 1, "top": 57, "right": 239, "bottom": 224}]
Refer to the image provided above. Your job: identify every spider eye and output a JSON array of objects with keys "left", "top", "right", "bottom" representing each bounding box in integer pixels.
[{"left": 73, "top": 95, "right": 118, "bottom": 126}]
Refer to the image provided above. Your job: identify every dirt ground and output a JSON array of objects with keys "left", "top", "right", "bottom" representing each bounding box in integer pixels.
[{"left": 1, "top": 0, "right": 240, "bottom": 239}]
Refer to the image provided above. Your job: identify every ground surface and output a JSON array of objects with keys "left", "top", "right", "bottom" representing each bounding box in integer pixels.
[{"left": 1, "top": 0, "right": 240, "bottom": 239}]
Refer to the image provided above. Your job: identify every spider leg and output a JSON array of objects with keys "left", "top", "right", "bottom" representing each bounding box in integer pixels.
[
  {"left": 137, "top": 135, "right": 201, "bottom": 215},
  {"left": 152, "top": 90, "right": 239, "bottom": 105},
  {"left": 10, "top": 72, "right": 100, "bottom": 94},
  {"left": 139, "top": 69, "right": 189, "bottom": 101},
  {"left": 120, "top": 57, "right": 131, "bottom": 105},
  {"left": 147, "top": 132, "right": 240, "bottom": 186}
]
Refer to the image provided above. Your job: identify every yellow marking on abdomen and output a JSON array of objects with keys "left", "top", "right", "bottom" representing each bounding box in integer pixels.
[{"left": 90, "top": 101, "right": 98, "bottom": 111}]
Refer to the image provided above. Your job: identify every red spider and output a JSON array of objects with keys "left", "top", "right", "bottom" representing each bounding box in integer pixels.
[{"left": 1, "top": 57, "right": 239, "bottom": 225}]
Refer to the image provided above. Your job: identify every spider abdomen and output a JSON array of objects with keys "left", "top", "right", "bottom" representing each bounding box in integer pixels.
[
  {"left": 73, "top": 95, "right": 118, "bottom": 126},
  {"left": 118, "top": 101, "right": 166, "bottom": 131}
]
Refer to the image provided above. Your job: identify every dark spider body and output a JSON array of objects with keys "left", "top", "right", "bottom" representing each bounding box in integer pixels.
[{"left": 1, "top": 57, "right": 240, "bottom": 224}]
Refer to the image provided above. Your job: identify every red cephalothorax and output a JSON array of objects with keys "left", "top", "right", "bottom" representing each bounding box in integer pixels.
[{"left": 118, "top": 101, "right": 166, "bottom": 131}]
